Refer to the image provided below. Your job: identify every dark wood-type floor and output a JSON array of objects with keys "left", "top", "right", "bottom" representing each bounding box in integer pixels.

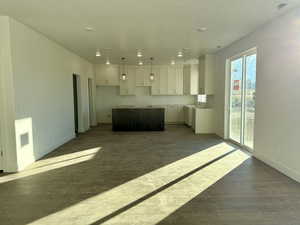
[{"left": 0, "top": 125, "right": 299, "bottom": 225}]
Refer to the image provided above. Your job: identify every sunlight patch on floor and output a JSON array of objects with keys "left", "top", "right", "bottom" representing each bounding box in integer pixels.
[
  {"left": 27, "top": 142, "right": 243, "bottom": 225},
  {"left": 0, "top": 147, "right": 101, "bottom": 184},
  {"left": 102, "top": 150, "right": 249, "bottom": 225}
]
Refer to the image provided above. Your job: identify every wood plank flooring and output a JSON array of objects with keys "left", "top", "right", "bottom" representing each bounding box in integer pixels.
[{"left": 0, "top": 125, "right": 299, "bottom": 225}]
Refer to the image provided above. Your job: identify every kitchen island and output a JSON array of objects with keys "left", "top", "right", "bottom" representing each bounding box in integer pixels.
[{"left": 112, "top": 107, "right": 165, "bottom": 131}]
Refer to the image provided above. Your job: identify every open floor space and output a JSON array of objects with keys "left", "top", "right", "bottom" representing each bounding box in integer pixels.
[
  {"left": 1, "top": 1, "right": 300, "bottom": 224},
  {"left": 1, "top": 126, "right": 300, "bottom": 225}
]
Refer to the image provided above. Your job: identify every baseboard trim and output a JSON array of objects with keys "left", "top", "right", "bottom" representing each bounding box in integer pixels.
[{"left": 254, "top": 153, "right": 300, "bottom": 183}]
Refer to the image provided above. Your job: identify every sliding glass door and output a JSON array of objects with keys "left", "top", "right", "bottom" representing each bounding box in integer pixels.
[{"left": 229, "top": 50, "right": 257, "bottom": 150}]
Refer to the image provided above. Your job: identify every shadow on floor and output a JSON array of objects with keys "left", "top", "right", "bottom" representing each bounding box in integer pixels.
[
  {"left": 0, "top": 125, "right": 224, "bottom": 225},
  {"left": 1, "top": 125, "right": 299, "bottom": 225}
]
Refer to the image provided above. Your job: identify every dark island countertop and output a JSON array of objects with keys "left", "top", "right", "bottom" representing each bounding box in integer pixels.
[{"left": 112, "top": 107, "right": 165, "bottom": 131}]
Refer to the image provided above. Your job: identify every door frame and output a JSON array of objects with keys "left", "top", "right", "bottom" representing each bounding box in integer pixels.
[
  {"left": 225, "top": 47, "right": 257, "bottom": 152},
  {"left": 87, "top": 78, "right": 94, "bottom": 128},
  {"left": 73, "top": 74, "right": 80, "bottom": 134}
]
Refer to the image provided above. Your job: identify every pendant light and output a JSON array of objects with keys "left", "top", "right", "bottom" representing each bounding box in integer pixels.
[
  {"left": 96, "top": 50, "right": 101, "bottom": 57},
  {"left": 121, "top": 57, "right": 127, "bottom": 81},
  {"left": 149, "top": 57, "right": 155, "bottom": 81}
]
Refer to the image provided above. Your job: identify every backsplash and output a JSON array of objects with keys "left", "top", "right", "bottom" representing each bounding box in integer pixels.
[{"left": 96, "top": 86, "right": 196, "bottom": 123}]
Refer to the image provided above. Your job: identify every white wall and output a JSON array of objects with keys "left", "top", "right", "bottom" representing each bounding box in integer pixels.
[
  {"left": 96, "top": 86, "right": 195, "bottom": 123},
  {"left": 0, "top": 16, "right": 18, "bottom": 172},
  {"left": 1, "top": 17, "right": 96, "bottom": 171},
  {"left": 214, "top": 8, "right": 300, "bottom": 182}
]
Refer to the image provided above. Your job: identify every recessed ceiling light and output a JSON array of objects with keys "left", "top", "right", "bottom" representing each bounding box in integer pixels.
[
  {"left": 277, "top": 3, "right": 288, "bottom": 10},
  {"left": 139, "top": 61, "right": 143, "bottom": 65},
  {"left": 197, "top": 27, "right": 207, "bottom": 32},
  {"left": 96, "top": 51, "right": 101, "bottom": 57},
  {"left": 177, "top": 51, "right": 183, "bottom": 57},
  {"left": 137, "top": 51, "right": 143, "bottom": 57},
  {"left": 171, "top": 60, "right": 175, "bottom": 65},
  {"left": 106, "top": 59, "right": 110, "bottom": 65},
  {"left": 85, "top": 27, "right": 94, "bottom": 32}
]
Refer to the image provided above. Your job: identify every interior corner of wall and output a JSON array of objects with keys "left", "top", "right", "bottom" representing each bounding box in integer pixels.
[{"left": 254, "top": 152, "right": 300, "bottom": 183}]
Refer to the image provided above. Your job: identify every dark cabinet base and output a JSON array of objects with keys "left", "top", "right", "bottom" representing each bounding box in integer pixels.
[{"left": 112, "top": 108, "right": 165, "bottom": 131}]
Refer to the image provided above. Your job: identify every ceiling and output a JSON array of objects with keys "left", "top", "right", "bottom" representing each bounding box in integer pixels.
[{"left": 0, "top": 0, "right": 299, "bottom": 65}]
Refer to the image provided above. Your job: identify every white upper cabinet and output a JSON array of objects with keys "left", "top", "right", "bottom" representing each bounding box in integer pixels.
[
  {"left": 199, "top": 54, "right": 215, "bottom": 95},
  {"left": 151, "top": 65, "right": 183, "bottom": 96},
  {"left": 175, "top": 65, "right": 184, "bottom": 95},
  {"left": 95, "top": 64, "right": 120, "bottom": 86},
  {"left": 168, "top": 65, "right": 183, "bottom": 95},
  {"left": 167, "top": 66, "right": 176, "bottom": 95},
  {"left": 120, "top": 66, "right": 136, "bottom": 95},
  {"left": 183, "top": 64, "right": 199, "bottom": 95},
  {"left": 159, "top": 66, "right": 168, "bottom": 95},
  {"left": 135, "top": 65, "right": 151, "bottom": 87},
  {"left": 150, "top": 66, "right": 161, "bottom": 95},
  {"left": 96, "top": 64, "right": 184, "bottom": 96}
]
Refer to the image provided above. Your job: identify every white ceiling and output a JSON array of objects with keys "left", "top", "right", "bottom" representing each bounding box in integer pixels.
[{"left": 0, "top": 0, "right": 299, "bottom": 64}]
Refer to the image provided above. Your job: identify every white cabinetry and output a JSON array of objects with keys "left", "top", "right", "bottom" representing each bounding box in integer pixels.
[
  {"left": 159, "top": 66, "right": 169, "bottom": 95},
  {"left": 150, "top": 66, "right": 161, "bottom": 95},
  {"left": 136, "top": 66, "right": 151, "bottom": 87},
  {"left": 199, "top": 54, "right": 215, "bottom": 95},
  {"left": 194, "top": 108, "right": 214, "bottom": 134},
  {"left": 165, "top": 105, "right": 184, "bottom": 124},
  {"left": 168, "top": 66, "right": 184, "bottom": 95},
  {"left": 176, "top": 66, "right": 184, "bottom": 95},
  {"left": 183, "top": 64, "right": 199, "bottom": 95},
  {"left": 95, "top": 64, "right": 119, "bottom": 86},
  {"left": 96, "top": 64, "right": 184, "bottom": 96},
  {"left": 151, "top": 65, "right": 183, "bottom": 96},
  {"left": 120, "top": 66, "right": 136, "bottom": 95},
  {"left": 183, "top": 105, "right": 195, "bottom": 127}
]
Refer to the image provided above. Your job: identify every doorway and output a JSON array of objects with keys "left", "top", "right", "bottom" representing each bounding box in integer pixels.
[
  {"left": 228, "top": 49, "right": 257, "bottom": 150},
  {"left": 88, "top": 78, "right": 94, "bottom": 128},
  {"left": 73, "top": 74, "right": 79, "bottom": 134}
]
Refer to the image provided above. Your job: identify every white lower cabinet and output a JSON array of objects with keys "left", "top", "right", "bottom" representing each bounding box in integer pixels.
[
  {"left": 183, "top": 106, "right": 189, "bottom": 125},
  {"left": 194, "top": 108, "right": 214, "bottom": 134},
  {"left": 165, "top": 105, "right": 184, "bottom": 124},
  {"left": 183, "top": 105, "right": 214, "bottom": 134}
]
